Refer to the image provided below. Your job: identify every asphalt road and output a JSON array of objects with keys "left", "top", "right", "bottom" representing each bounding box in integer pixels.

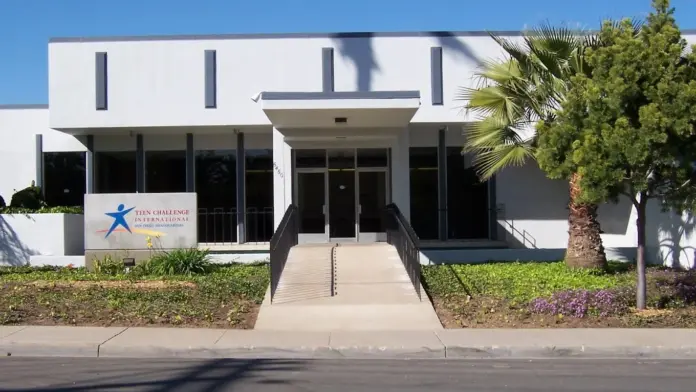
[{"left": 0, "top": 357, "right": 695, "bottom": 391}]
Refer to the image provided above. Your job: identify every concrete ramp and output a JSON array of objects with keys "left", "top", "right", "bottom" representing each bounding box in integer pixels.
[
  {"left": 271, "top": 244, "right": 334, "bottom": 304},
  {"left": 255, "top": 243, "right": 443, "bottom": 331}
]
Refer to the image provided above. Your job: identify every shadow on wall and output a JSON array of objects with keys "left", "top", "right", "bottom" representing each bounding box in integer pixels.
[
  {"left": 332, "top": 33, "right": 380, "bottom": 92},
  {"left": 651, "top": 207, "right": 696, "bottom": 269},
  {"left": 430, "top": 32, "right": 482, "bottom": 66},
  {"left": 331, "top": 32, "right": 482, "bottom": 92},
  {"left": 0, "top": 215, "right": 38, "bottom": 266}
]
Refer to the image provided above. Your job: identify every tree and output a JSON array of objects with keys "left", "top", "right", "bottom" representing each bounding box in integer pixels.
[
  {"left": 457, "top": 24, "right": 617, "bottom": 269},
  {"left": 535, "top": 0, "right": 696, "bottom": 309}
]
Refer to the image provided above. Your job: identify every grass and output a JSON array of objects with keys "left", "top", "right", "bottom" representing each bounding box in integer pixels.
[
  {"left": 0, "top": 264, "right": 269, "bottom": 328},
  {"left": 423, "top": 261, "right": 634, "bottom": 304},
  {"left": 422, "top": 260, "right": 696, "bottom": 328}
]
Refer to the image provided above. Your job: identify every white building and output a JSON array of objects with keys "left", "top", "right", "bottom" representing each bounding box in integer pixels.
[{"left": 1, "top": 30, "right": 695, "bottom": 267}]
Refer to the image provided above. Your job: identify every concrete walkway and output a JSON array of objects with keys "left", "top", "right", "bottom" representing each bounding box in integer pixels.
[
  {"left": 255, "top": 243, "right": 442, "bottom": 331},
  {"left": 4, "top": 326, "right": 696, "bottom": 359}
]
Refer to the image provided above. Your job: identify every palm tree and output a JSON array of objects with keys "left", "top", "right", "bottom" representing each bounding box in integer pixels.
[{"left": 456, "top": 23, "right": 621, "bottom": 269}]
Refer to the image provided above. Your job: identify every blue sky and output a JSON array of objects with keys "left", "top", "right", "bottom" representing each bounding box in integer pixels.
[{"left": 1, "top": 0, "right": 695, "bottom": 104}]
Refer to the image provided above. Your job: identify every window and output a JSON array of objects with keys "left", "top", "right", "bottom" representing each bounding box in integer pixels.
[
  {"left": 357, "top": 148, "right": 388, "bottom": 167},
  {"left": 246, "top": 149, "right": 273, "bottom": 242},
  {"left": 196, "top": 150, "right": 237, "bottom": 243},
  {"left": 145, "top": 151, "right": 186, "bottom": 193},
  {"left": 409, "top": 147, "right": 439, "bottom": 240},
  {"left": 43, "top": 152, "right": 86, "bottom": 207},
  {"left": 95, "top": 151, "right": 136, "bottom": 193},
  {"left": 446, "top": 147, "right": 489, "bottom": 239}
]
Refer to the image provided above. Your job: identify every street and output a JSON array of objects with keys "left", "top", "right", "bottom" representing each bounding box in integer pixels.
[{"left": 0, "top": 357, "right": 695, "bottom": 391}]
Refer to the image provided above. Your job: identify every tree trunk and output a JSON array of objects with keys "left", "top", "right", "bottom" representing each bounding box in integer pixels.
[
  {"left": 565, "top": 172, "right": 608, "bottom": 269},
  {"left": 636, "top": 192, "right": 648, "bottom": 310}
]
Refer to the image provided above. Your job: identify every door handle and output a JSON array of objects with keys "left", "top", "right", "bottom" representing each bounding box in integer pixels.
[
  {"left": 358, "top": 204, "right": 362, "bottom": 214},
  {"left": 322, "top": 205, "right": 327, "bottom": 215}
]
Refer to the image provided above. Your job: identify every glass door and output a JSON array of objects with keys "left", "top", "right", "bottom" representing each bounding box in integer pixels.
[
  {"left": 357, "top": 170, "right": 388, "bottom": 242},
  {"left": 328, "top": 169, "right": 356, "bottom": 240},
  {"left": 297, "top": 170, "right": 327, "bottom": 243}
]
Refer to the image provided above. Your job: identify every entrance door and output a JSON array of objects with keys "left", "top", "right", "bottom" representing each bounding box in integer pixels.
[
  {"left": 297, "top": 171, "right": 327, "bottom": 243},
  {"left": 328, "top": 169, "right": 356, "bottom": 241},
  {"left": 357, "top": 170, "right": 388, "bottom": 242}
]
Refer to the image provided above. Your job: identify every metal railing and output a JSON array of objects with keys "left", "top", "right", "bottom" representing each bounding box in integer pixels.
[
  {"left": 385, "top": 203, "right": 422, "bottom": 300},
  {"left": 269, "top": 204, "right": 299, "bottom": 302},
  {"left": 197, "top": 207, "right": 274, "bottom": 244}
]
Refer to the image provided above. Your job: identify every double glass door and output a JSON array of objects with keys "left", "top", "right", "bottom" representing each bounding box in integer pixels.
[{"left": 296, "top": 148, "right": 389, "bottom": 243}]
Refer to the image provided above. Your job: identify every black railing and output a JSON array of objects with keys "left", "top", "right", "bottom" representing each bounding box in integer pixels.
[
  {"left": 269, "top": 204, "right": 299, "bottom": 302},
  {"left": 197, "top": 207, "right": 274, "bottom": 244},
  {"left": 385, "top": 203, "right": 422, "bottom": 300},
  {"left": 198, "top": 208, "right": 238, "bottom": 244}
]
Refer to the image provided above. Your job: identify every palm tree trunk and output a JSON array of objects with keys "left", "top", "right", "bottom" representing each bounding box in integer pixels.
[{"left": 565, "top": 172, "right": 608, "bottom": 269}]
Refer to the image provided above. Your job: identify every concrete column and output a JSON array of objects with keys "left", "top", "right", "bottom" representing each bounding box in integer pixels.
[
  {"left": 390, "top": 127, "right": 411, "bottom": 221},
  {"left": 185, "top": 133, "right": 194, "bottom": 192},
  {"left": 437, "top": 128, "right": 448, "bottom": 240},
  {"left": 35, "top": 134, "right": 44, "bottom": 193},
  {"left": 85, "top": 135, "right": 95, "bottom": 194},
  {"left": 236, "top": 132, "right": 246, "bottom": 243},
  {"left": 272, "top": 127, "right": 292, "bottom": 230},
  {"left": 136, "top": 134, "right": 145, "bottom": 193}
]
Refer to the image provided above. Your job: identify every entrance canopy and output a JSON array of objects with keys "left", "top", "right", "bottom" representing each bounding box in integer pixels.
[{"left": 257, "top": 91, "right": 420, "bottom": 128}]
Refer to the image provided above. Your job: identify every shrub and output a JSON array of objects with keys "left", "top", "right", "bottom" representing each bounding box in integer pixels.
[
  {"left": 143, "top": 248, "right": 212, "bottom": 276},
  {"left": 1, "top": 206, "right": 84, "bottom": 214},
  {"left": 529, "top": 289, "right": 630, "bottom": 318},
  {"left": 9, "top": 184, "right": 45, "bottom": 210},
  {"left": 92, "top": 255, "right": 127, "bottom": 276},
  {"left": 0, "top": 195, "right": 5, "bottom": 208}
]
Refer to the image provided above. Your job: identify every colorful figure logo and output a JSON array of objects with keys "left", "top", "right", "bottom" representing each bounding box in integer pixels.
[{"left": 104, "top": 204, "right": 135, "bottom": 238}]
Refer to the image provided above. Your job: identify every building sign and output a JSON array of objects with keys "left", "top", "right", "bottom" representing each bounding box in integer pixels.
[{"left": 84, "top": 193, "right": 197, "bottom": 250}]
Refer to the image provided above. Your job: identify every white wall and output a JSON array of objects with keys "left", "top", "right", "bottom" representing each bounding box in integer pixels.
[
  {"left": 47, "top": 33, "right": 516, "bottom": 129},
  {"left": 0, "top": 213, "right": 84, "bottom": 266},
  {"left": 494, "top": 160, "right": 696, "bottom": 267},
  {"left": 0, "top": 107, "right": 86, "bottom": 203}
]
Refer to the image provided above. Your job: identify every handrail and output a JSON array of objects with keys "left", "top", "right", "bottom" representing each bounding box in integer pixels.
[
  {"left": 269, "top": 204, "right": 299, "bottom": 302},
  {"left": 384, "top": 203, "right": 422, "bottom": 300}
]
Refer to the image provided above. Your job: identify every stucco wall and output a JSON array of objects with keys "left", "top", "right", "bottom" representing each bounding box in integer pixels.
[
  {"left": 0, "top": 107, "right": 86, "bottom": 203},
  {"left": 0, "top": 213, "right": 84, "bottom": 266}
]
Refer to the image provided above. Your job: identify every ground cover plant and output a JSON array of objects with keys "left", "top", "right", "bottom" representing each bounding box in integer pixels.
[
  {"left": 0, "top": 261, "right": 269, "bottom": 328},
  {"left": 422, "top": 261, "right": 696, "bottom": 328}
]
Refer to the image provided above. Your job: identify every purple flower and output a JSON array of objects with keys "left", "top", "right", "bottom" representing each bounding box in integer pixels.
[{"left": 529, "top": 289, "right": 627, "bottom": 318}]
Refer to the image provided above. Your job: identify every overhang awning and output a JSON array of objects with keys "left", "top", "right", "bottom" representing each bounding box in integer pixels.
[{"left": 257, "top": 91, "right": 421, "bottom": 128}]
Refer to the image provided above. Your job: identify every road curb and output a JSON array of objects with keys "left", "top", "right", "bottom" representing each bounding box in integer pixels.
[
  {"left": 444, "top": 345, "right": 696, "bottom": 359},
  {"left": 2, "top": 342, "right": 100, "bottom": 358},
  {"left": 4, "top": 343, "right": 696, "bottom": 359}
]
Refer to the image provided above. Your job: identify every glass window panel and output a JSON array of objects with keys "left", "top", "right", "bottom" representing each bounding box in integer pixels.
[
  {"left": 196, "top": 150, "right": 237, "bottom": 243},
  {"left": 246, "top": 149, "right": 274, "bottom": 242},
  {"left": 43, "top": 152, "right": 86, "bottom": 207},
  {"left": 446, "top": 147, "right": 489, "bottom": 239},
  {"left": 409, "top": 147, "right": 439, "bottom": 240},
  {"left": 95, "top": 151, "right": 136, "bottom": 194},
  {"left": 357, "top": 148, "right": 388, "bottom": 167},
  {"left": 328, "top": 149, "right": 355, "bottom": 169},
  {"left": 295, "top": 149, "right": 326, "bottom": 168},
  {"left": 145, "top": 151, "right": 186, "bottom": 193}
]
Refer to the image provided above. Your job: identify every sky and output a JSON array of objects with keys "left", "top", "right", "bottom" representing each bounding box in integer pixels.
[{"left": 1, "top": 0, "right": 696, "bottom": 104}]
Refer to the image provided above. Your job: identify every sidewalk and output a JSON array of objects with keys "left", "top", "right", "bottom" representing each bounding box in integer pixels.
[{"left": 3, "top": 326, "right": 696, "bottom": 359}]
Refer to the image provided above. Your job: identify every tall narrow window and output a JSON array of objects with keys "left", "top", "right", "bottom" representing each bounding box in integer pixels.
[
  {"left": 145, "top": 151, "right": 186, "bottom": 193},
  {"left": 409, "top": 147, "right": 439, "bottom": 240},
  {"left": 43, "top": 152, "right": 86, "bottom": 207},
  {"left": 246, "top": 149, "right": 273, "bottom": 242},
  {"left": 446, "top": 147, "right": 489, "bottom": 239},
  {"left": 95, "top": 151, "right": 136, "bottom": 193},
  {"left": 196, "top": 150, "right": 237, "bottom": 243}
]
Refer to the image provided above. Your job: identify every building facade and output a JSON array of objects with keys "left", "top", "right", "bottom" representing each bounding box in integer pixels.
[{"left": 1, "top": 30, "right": 696, "bottom": 266}]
